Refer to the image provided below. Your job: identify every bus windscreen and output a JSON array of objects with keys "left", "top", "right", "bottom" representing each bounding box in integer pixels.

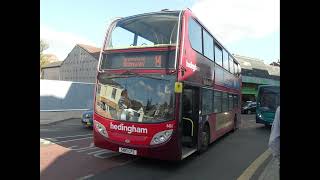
[
  {"left": 95, "top": 74, "right": 175, "bottom": 123},
  {"left": 257, "top": 86, "right": 280, "bottom": 112},
  {"left": 106, "top": 12, "right": 179, "bottom": 50}
]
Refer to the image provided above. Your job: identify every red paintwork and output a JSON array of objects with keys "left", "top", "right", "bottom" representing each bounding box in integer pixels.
[
  {"left": 94, "top": 113, "right": 176, "bottom": 146},
  {"left": 93, "top": 113, "right": 181, "bottom": 160},
  {"left": 214, "top": 84, "right": 240, "bottom": 94},
  {"left": 93, "top": 9, "right": 242, "bottom": 160}
]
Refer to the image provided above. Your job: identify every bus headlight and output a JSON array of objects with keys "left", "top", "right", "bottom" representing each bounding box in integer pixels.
[
  {"left": 94, "top": 120, "right": 108, "bottom": 138},
  {"left": 150, "top": 129, "right": 173, "bottom": 145}
]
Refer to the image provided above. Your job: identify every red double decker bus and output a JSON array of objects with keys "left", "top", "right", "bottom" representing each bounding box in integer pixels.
[{"left": 93, "top": 9, "right": 242, "bottom": 160}]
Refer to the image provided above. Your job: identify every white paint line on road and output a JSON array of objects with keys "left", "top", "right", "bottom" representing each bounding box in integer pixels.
[
  {"left": 87, "top": 149, "right": 108, "bottom": 155},
  {"left": 237, "top": 149, "right": 272, "bottom": 180},
  {"left": 55, "top": 137, "right": 93, "bottom": 144},
  {"left": 93, "top": 151, "right": 121, "bottom": 159},
  {"left": 43, "top": 133, "right": 93, "bottom": 140},
  {"left": 40, "top": 138, "right": 55, "bottom": 145},
  {"left": 77, "top": 147, "right": 98, "bottom": 152},
  {"left": 77, "top": 174, "right": 94, "bottom": 180}
]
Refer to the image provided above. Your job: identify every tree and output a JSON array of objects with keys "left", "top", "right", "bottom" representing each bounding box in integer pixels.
[
  {"left": 40, "top": 40, "right": 49, "bottom": 69},
  {"left": 40, "top": 40, "right": 49, "bottom": 78}
]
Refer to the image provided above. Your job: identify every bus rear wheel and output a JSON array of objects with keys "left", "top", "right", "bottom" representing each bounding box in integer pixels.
[{"left": 199, "top": 124, "right": 210, "bottom": 153}]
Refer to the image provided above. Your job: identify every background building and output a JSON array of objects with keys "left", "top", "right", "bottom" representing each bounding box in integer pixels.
[
  {"left": 41, "top": 61, "right": 63, "bottom": 80},
  {"left": 234, "top": 54, "right": 280, "bottom": 104},
  {"left": 59, "top": 44, "right": 100, "bottom": 83}
]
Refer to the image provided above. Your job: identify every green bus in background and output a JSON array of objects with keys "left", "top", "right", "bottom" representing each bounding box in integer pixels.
[{"left": 256, "top": 85, "right": 280, "bottom": 127}]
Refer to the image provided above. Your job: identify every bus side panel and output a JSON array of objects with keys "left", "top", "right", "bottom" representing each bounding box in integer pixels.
[
  {"left": 206, "top": 110, "right": 238, "bottom": 144},
  {"left": 177, "top": 10, "right": 214, "bottom": 86},
  {"left": 206, "top": 114, "right": 218, "bottom": 143}
]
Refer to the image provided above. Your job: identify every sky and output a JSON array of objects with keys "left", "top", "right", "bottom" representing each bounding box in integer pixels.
[{"left": 40, "top": 0, "right": 279, "bottom": 64}]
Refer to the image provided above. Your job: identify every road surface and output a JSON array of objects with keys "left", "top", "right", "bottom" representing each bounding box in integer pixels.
[{"left": 40, "top": 115, "right": 270, "bottom": 180}]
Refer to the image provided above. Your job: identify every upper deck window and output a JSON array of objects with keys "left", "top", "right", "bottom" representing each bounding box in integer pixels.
[
  {"left": 229, "top": 55, "right": 234, "bottom": 74},
  {"left": 188, "top": 18, "right": 203, "bottom": 54},
  {"left": 203, "top": 30, "right": 214, "bottom": 60},
  {"left": 215, "top": 45, "right": 223, "bottom": 66},
  {"left": 223, "top": 49, "right": 229, "bottom": 71},
  {"left": 106, "top": 12, "right": 179, "bottom": 50}
]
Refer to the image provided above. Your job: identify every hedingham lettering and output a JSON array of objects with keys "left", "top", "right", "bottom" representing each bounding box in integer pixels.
[{"left": 110, "top": 122, "right": 148, "bottom": 134}]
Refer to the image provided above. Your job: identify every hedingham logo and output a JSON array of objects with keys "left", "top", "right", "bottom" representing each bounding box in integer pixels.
[
  {"left": 110, "top": 122, "right": 148, "bottom": 134},
  {"left": 186, "top": 61, "right": 200, "bottom": 72}
]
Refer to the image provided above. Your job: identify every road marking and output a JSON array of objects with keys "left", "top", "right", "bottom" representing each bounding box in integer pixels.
[
  {"left": 87, "top": 149, "right": 107, "bottom": 155},
  {"left": 237, "top": 149, "right": 272, "bottom": 180},
  {"left": 77, "top": 174, "right": 94, "bottom": 180},
  {"left": 40, "top": 138, "right": 55, "bottom": 145},
  {"left": 78, "top": 147, "right": 98, "bottom": 152},
  {"left": 43, "top": 133, "right": 92, "bottom": 140},
  {"left": 93, "top": 150, "right": 121, "bottom": 159},
  {"left": 55, "top": 137, "right": 93, "bottom": 144}
]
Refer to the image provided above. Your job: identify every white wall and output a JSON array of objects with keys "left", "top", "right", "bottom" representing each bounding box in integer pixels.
[{"left": 40, "top": 79, "right": 95, "bottom": 111}]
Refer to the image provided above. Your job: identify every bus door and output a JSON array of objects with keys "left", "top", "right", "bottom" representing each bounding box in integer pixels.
[{"left": 181, "top": 85, "right": 200, "bottom": 156}]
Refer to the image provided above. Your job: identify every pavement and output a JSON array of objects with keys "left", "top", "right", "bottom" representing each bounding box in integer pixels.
[
  {"left": 257, "top": 154, "right": 280, "bottom": 180},
  {"left": 40, "top": 118, "right": 75, "bottom": 126}
]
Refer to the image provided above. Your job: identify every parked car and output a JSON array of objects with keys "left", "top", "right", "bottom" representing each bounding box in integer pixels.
[
  {"left": 81, "top": 110, "right": 93, "bottom": 128},
  {"left": 241, "top": 102, "right": 256, "bottom": 114}
]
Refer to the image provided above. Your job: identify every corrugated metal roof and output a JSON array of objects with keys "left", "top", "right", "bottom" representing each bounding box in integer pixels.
[
  {"left": 77, "top": 44, "right": 101, "bottom": 60},
  {"left": 42, "top": 61, "right": 63, "bottom": 68},
  {"left": 234, "top": 54, "right": 279, "bottom": 77}
]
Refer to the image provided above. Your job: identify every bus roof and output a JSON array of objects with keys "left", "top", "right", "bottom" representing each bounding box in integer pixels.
[
  {"left": 118, "top": 10, "right": 181, "bottom": 23},
  {"left": 113, "top": 9, "right": 240, "bottom": 65}
]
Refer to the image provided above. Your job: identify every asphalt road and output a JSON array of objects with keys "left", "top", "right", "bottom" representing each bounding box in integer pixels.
[{"left": 40, "top": 115, "right": 270, "bottom": 180}]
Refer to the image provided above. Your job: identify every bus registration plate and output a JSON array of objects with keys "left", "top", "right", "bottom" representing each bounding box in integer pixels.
[{"left": 119, "top": 147, "right": 137, "bottom": 155}]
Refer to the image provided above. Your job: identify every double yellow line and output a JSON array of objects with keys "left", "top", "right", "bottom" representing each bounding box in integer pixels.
[{"left": 237, "top": 149, "right": 272, "bottom": 180}]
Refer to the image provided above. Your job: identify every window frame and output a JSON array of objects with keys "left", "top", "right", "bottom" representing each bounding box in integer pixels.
[
  {"left": 214, "top": 90, "right": 222, "bottom": 113},
  {"left": 223, "top": 49, "right": 229, "bottom": 71},
  {"left": 214, "top": 44, "right": 223, "bottom": 67},
  {"left": 201, "top": 88, "right": 214, "bottom": 115},
  {"left": 202, "top": 29, "right": 214, "bottom": 61},
  {"left": 229, "top": 55, "right": 234, "bottom": 74},
  {"left": 111, "top": 88, "right": 117, "bottom": 99},
  {"left": 188, "top": 17, "right": 203, "bottom": 55},
  {"left": 228, "top": 94, "right": 233, "bottom": 111},
  {"left": 222, "top": 92, "right": 228, "bottom": 112}
]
